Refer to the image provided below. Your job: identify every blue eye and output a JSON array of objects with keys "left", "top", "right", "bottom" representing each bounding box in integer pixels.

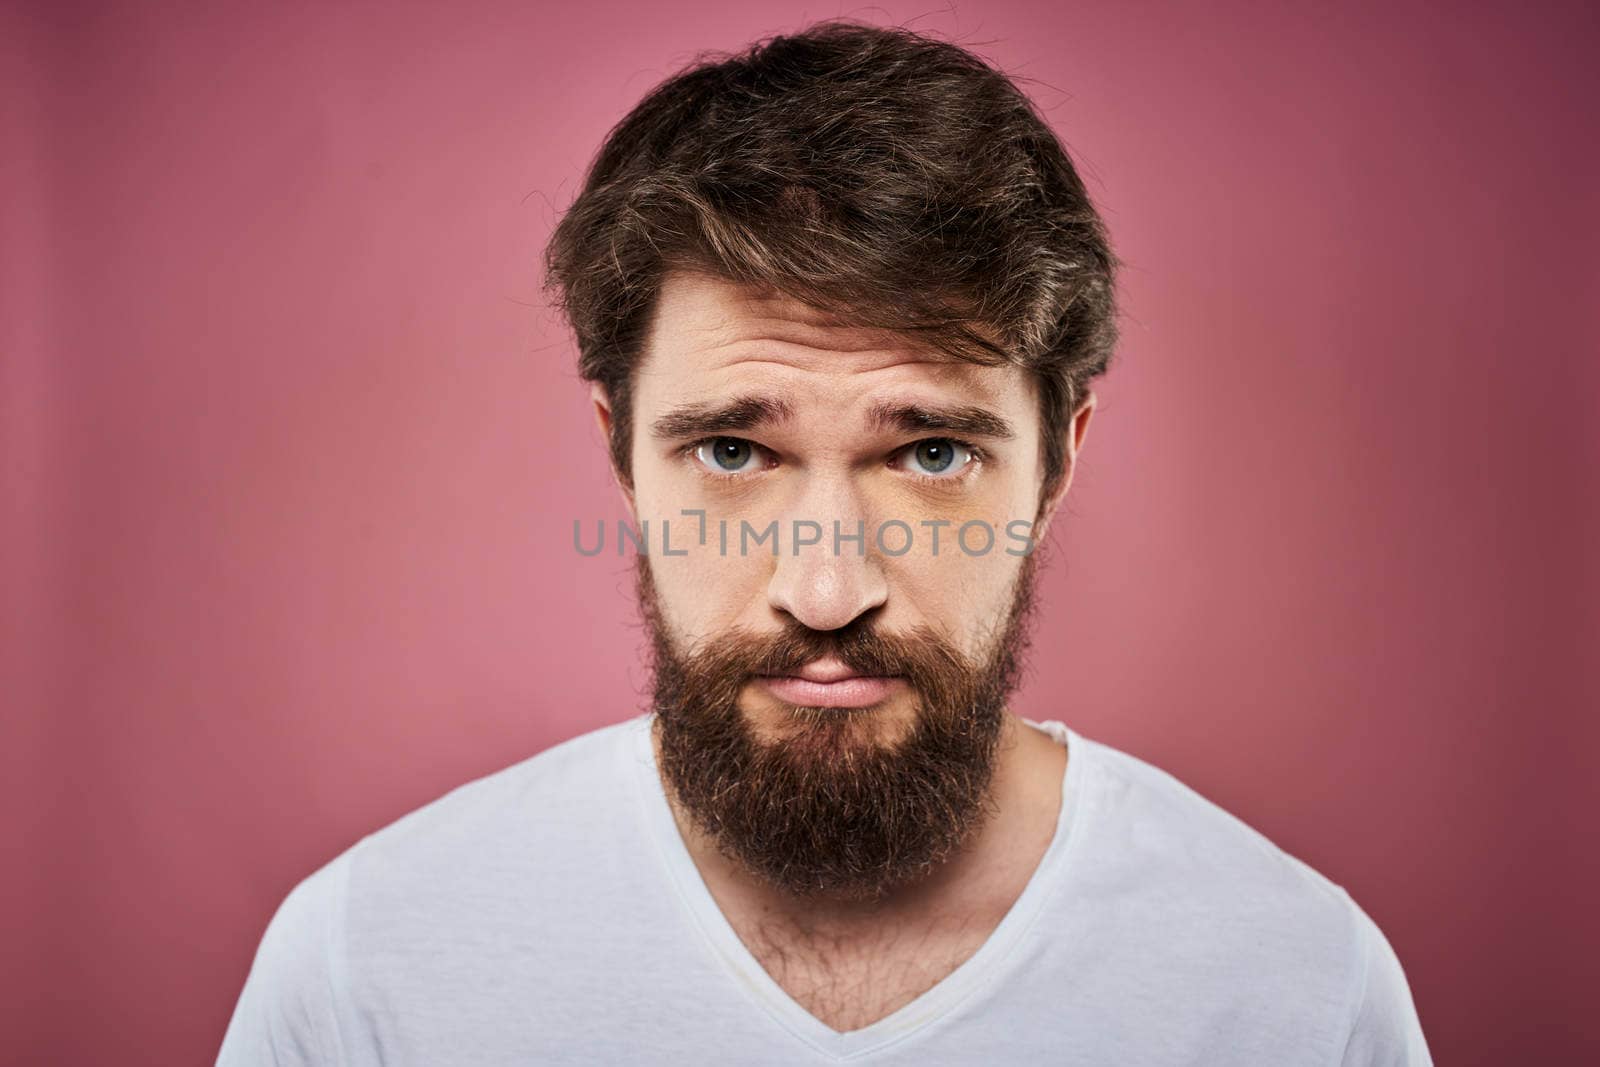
[
  {"left": 694, "top": 437, "right": 763, "bottom": 474},
  {"left": 898, "top": 438, "right": 976, "bottom": 478}
]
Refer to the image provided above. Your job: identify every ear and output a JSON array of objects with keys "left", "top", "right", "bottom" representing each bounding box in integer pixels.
[
  {"left": 590, "top": 383, "right": 637, "bottom": 518},
  {"left": 1031, "top": 390, "right": 1097, "bottom": 546}
]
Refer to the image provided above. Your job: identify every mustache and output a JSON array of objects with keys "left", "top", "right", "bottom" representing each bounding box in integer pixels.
[
  {"left": 656, "top": 619, "right": 976, "bottom": 715},
  {"left": 743, "top": 622, "right": 961, "bottom": 678},
  {"left": 634, "top": 552, "right": 1040, "bottom": 718}
]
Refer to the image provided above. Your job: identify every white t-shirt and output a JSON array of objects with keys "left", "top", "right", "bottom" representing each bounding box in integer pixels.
[{"left": 218, "top": 714, "right": 1431, "bottom": 1065}]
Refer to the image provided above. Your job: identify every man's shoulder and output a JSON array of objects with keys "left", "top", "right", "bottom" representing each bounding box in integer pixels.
[
  {"left": 342, "top": 713, "right": 649, "bottom": 877},
  {"left": 254, "top": 714, "right": 653, "bottom": 965},
  {"left": 1082, "top": 733, "right": 1343, "bottom": 881},
  {"left": 370, "top": 714, "right": 642, "bottom": 837},
  {"left": 1070, "top": 730, "right": 1370, "bottom": 959},
  {"left": 219, "top": 716, "right": 657, "bottom": 1063},
  {"left": 1036, "top": 729, "right": 1430, "bottom": 1061}
]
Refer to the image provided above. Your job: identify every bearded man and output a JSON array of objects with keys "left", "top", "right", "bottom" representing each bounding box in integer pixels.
[{"left": 220, "top": 21, "right": 1430, "bottom": 1065}]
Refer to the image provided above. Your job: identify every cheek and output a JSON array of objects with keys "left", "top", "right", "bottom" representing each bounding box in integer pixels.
[
  {"left": 632, "top": 460, "right": 783, "bottom": 634},
  {"left": 883, "top": 547, "right": 1025, "bottom": 657},
  {"left": 640, "top": 528, "right": 775, "bottom": 640}
]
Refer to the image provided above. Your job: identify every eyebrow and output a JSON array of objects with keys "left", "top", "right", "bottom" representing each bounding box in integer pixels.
[
  {"left": 866, "top": 400, "right": 1016, "bottom": 440},
  {"left": 650, "top": 394, "right": 795, "bottom": 440}
]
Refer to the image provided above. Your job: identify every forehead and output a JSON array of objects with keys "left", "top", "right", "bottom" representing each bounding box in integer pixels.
[{"left": 636, "top": 270, "right": 1033, "bottom": 412}]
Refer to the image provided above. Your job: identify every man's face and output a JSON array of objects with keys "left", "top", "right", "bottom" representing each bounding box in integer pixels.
[{"left": 600, "top": 270, "right": 1088, "bottom": 899}]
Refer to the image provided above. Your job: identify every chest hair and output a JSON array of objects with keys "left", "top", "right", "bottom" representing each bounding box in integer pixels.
[{"left": 733, "top": 908, "right": 1001, "bottom": 1032}]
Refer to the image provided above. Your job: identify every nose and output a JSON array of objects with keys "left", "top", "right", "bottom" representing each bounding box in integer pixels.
[{"left": 765, "top": 478, "right": 888, "bottom": 633}]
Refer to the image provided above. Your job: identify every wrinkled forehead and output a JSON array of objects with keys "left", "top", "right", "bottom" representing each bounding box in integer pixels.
[{"left": 637, "top": 270, "right": 1033, "bottom": 407}]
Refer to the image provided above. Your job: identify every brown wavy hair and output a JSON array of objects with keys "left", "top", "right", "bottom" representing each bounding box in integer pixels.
[{"left": 543, "top": 20, "right": 1120, "bottom": 505}]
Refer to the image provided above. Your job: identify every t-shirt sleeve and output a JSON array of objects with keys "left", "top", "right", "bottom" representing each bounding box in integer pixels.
[
  {"left": 1337, "top": 890, "right": 1432, "bottom": 1066},
  {"left": 216, "top": 853, "right": 352, "bottom": 1066}
]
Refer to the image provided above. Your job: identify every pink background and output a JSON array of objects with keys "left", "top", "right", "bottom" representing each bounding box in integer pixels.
[{"left": 4, "top": 1, "right": 1595, "bottom": 1063}]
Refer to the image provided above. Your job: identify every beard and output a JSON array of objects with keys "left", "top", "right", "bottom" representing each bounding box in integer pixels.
[{"left": 640, "top": 552, "right": 1040, "bottom": 903}]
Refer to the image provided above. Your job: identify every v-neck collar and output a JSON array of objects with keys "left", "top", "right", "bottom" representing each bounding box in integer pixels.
[{"left": 622, "top": 712, "right": 1090, "bottom": 1061}]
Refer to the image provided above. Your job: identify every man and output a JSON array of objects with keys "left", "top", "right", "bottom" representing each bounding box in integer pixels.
[{"left": 220, "top": 21, "right": 1430, "bottom": 1065}]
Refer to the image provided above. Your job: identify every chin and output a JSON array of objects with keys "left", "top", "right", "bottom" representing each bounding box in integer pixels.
[{"left": 742, "top": 694, "right": 919, "bottom": 751}]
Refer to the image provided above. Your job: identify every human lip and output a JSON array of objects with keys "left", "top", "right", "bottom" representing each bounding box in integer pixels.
[{"left": 756, "top": 659, "right": 905, "bottom": 709}]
